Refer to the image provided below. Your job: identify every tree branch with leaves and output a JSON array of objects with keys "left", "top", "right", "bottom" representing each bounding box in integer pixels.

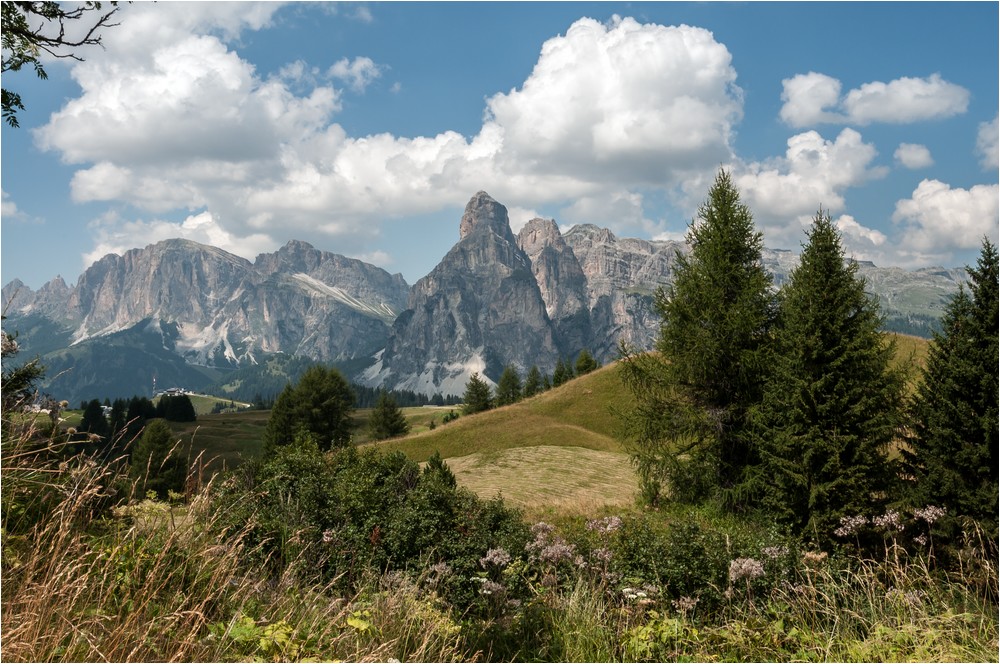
[{"left": 2, "top": 1, "right": 121, "bottom": 127}]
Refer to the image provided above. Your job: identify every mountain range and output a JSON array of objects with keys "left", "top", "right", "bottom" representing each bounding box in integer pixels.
[{"left": 2, "top": 192, "right": 967, "bottom": 404}]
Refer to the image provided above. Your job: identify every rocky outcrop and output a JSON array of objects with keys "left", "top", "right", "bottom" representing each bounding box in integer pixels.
[
  {"left": 517, "top": 218, "right": 592, "bottom": 358},
  {"left": 361, "top": 192, "right": 559, "bottom": 396},
  {"left": 2, "top": 238, "right": 410, "bottom": 368},
  {"left": 562, "top": 225, "right": 684, "bottom": 357}
]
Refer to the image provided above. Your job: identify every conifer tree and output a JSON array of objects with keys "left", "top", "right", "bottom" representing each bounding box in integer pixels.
[
  {"left": 80, "top": 398, "right": 109, "bottom": 439},
  {"left": 263, "top": 365, "right": 355, "bottom": 455},
  {"left": 552, "top": 359, "right": 569, "bottom": 387},
  {"left": 368, "top": 390, "right": 410, "bottom": 441},
  {"left": 575, "top": 349, "right": 599, "bottom": 376},
  {"left": 131, "top": 418, "right": 187, "bottom": 499},
  {"left": 749, "top": 211, "right": 905, "bottom": 541},
  {"left": 620, "top": 169, "right": 775, "bottom": 505},
  {"left": 462, "top": 372, "right": 493, "bottom": 415},
  {"left": 523, "top": 365, "right": 543, "bottom": 398},
  {"left": 906, "top": 239, "right": 999, "bottom": 538},
  {"left": 494, "top": 365, "right": 523, "bottom": 406}
]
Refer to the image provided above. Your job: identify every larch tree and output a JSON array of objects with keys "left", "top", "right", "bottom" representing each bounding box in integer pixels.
[
  {"left": 905, "top": 238, "right": 998, "bottom": 539},
  {"left": 620, "top": 169, "right": 775, "bottom": 506},
  {"left": 749, "top": 210, "right": 906, "bottom": 543}
]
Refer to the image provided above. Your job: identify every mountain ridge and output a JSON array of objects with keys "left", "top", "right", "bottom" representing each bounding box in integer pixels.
[{"left": 2, "top": 192, "right": 968, "bottom": 403}]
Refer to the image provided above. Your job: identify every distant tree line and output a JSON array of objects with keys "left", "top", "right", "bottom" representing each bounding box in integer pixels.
[{"left": 461, "top": 349, "right": 601, "bottom": 416}]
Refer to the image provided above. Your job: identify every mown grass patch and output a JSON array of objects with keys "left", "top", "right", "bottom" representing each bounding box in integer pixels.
[{"left": 443, "top": 445, "right": 637, "bottom": 516}]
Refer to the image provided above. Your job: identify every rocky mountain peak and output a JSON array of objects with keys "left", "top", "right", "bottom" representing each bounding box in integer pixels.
[
  {"left": 458, "top": 191, "right": 512, "bottom": 241},
  {"left": 517, "top": 218, "right": 563, "bottom": 254}
]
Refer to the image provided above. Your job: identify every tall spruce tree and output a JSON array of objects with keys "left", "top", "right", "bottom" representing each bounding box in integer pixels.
[
  {"left": 749, "top": 211, "right": 905, "bottom": 542},
  {"left": 462, "top": 372, "right": 493, "bottom": 415},
  {"left": 494, "top": 365, "right": 523, "bottom": 406},
  {"left": 368, "top": 390, "right": 410, "bottom": 441},
  {"left": 905, "top": 239, "right": 998, "bottom": 539},
  {"left": 620, "top": 169, "right": 774, "bottom": 505}
]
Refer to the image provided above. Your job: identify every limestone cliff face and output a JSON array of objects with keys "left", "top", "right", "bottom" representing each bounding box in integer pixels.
[
  {"left": 1, "top": 192, "right": 969, "bottom": 402},
  {"left": 3, "top": 238, "right": 409, "bottom": 366},
  {"left": 562, "top": 224, "right": 684, "bottom": 357},
  {"left": 517, "top": 218, "right": 592, "bottom": 358},
  {"left": 362, "top": 192, "right": 559, "bottom": 396}
]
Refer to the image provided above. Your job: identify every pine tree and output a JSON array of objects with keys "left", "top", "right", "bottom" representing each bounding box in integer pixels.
[
  {"left": 523, "top": 365, "right": 543, "bottom": 398},
  {"left": 494, "top": 365, "right": 523, "bottom": 406},
  {"left": 552, "top": 359, "right": 569, "bottom": 387},
  {"left": 262, "top": 365, "right": 355, "bottom": 455},
  {"left": 620, "top": 169, "right": 775, "bottom": 505},
  {"left": 368, "top": 390, "right": 410, "bottom": 441},
  {"left": 906, "top": 239, "right": 999, "bottom": 539},
  {"left": 575, "top": 349, "right": 599, "bottom": 376},
  {"left": 131, "top": 418, "right": 187, "bottom": 499},
  {"left": 462, "top": 372, "right": 493, "bottom": 415},
  {"left": 749, "top": 211, "right": 905, "bottom": 542},
  {"left": 80, "top": 398, "right": 109, "bottom": 438}
]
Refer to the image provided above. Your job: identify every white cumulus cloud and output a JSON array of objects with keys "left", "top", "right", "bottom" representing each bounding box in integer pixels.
[
  {"left": 892, "top": 179, "right": 999, "bottom": 263},
  {"left": 780, "top": 72, "right": 969, "bottom": 127},
  {"left": 82, "top": 210, "right": 276, "bottom": 269},
  {"left": 735, "top": 128, "right": 887, "bottom": 248},
  {"left": 894, "top": 143, "right": 934, "bottom": 169},
  {"left": 977, "top": 116, "right": 999, "bottom": 170},
  {"left": 329, "top": 56, "right": 383, "bottom": 92},
  {"left": 484, "top": 16, "right": 742, "bottom": 186}
]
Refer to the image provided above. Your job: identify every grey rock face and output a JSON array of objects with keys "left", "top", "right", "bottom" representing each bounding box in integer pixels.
[
  {"left": 362, "top": 192, "right": 559, "bottom": 396},
  {"left": 562, "top": 224, "right": 684, "bottom": 358},
  {"left": 3, "top": 238, "right": 409, "bottom": 367},
  {"left": 517, "top": 218, "right": 592, "bottom": 358}
]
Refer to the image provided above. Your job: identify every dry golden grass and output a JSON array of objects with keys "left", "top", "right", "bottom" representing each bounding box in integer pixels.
[{"left": 444, "top": 445, "right": 637, "bottom": 515}]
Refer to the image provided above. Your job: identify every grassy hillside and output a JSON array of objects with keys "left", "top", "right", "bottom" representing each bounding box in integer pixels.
[
  {"left": 369, "top": 363, "right": 640, "bottom": 511},
  {"left": 155, "top": 333, "right": 927, "bottom": 504},
  {"left": 371, "top": 362, "right": 632, "bottom": 462}
]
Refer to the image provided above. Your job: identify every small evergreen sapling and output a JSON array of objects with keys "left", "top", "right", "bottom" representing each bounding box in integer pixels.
[{"left": 462, "top": 372, "right": 493, "bottom": 415}]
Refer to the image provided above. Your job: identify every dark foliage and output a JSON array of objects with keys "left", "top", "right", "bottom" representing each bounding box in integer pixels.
[
  {"left": 749, "top": 211, "right": 906, "bottom": 544},
  {"left": 906, "top": 238, "right": 999, "bottom": 540}
]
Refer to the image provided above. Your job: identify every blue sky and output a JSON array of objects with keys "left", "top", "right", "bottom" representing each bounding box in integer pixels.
[{"left": 3, "top": 2, "right": 998, "bottom": 290}]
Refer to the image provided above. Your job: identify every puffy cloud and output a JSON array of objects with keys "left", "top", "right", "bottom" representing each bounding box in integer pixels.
[
  {"left": 32, "top": 9, "right": 748, "bottom": 272},
  {"left": 559, "top": 190, "right": 658, "bottom": 236},
  {"left": 1, "top": 190, "right": 23, "bottom": 219},
  {"left": 485, "top": 16, "right": 741, "bottom": 185},
  {"left": 735, "top": 128, "right": 887, "bottom": 247},
  {"left": 834, "top": 214, "right": 886, "bottom": 248},
  {"left": 894, "top": 143, "right": 934, "bottom": 169},
  {"left": 329, "top": 56, "right": 382, "bottom": 92},
  {"left": 731, "top": 128, "right": 892, "bottom": 253},
  {"left": 82, "top": 210, "right": 276, "bottom": 269},
  {"left": 779, "top": 72, "right": 844, "bottom": 127},
  {"left": 977, "top": 116, "right": 999, "bottom": 170},
  {"left": 780, "top": 72, "right": 969, "bottom": 127},
  {"left": 892, "top": 179, "right": 999, "bottom": 261}
]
